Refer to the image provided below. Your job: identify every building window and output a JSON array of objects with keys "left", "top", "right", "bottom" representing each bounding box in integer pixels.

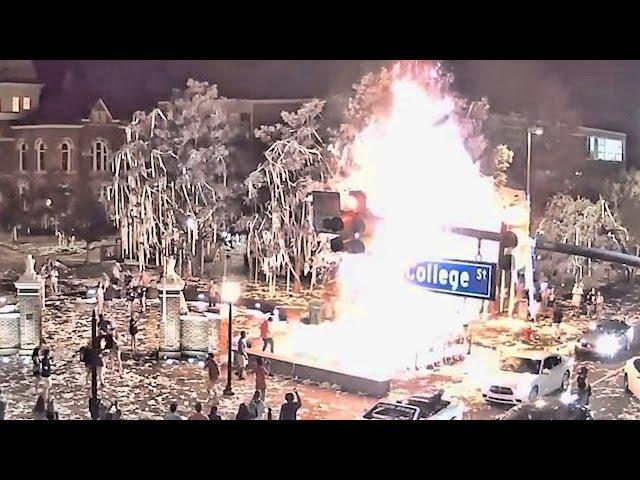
[
  {"left": 18, "top": 185, "right": 28, "bottom": 211},
  {"left": 23, "top": 97, "right": 31, "bottom": 110},
  {"left": 588, "top": 136, "right": 623, "bottom": 162},
  {"left": 11, "top": 97, "right": 20, "bottom": 113},
  {"left": 35, "top": 139, "right": 46, "bottom": 172},
  {"left": 93, "top": 140, "right": 109, "bottom": 171},
  {"left": 18, "top": 142, "right": 27, "bottom": 172},
  {"left": 60, "top": 141, "right": 71, "bottom": 172},
  {"left": 240, "top": 112, "right": 251, "bottom": 122}
]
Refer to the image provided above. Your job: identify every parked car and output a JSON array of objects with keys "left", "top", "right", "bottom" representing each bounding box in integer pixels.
[
  {"left": 575, "top": 319, "right": 634, "bottom": 358},
  {"left": 481, "top": 351, "right": 572, "bottom": 404},
  {"left": 500, "top": 400, "right": 594, "bottom": 420},
  {"left": 623, "top": 356, "right": 640, "bottom": 398},
  {"left": 363, "top": 392, "right": 463, "bottom": 420}
]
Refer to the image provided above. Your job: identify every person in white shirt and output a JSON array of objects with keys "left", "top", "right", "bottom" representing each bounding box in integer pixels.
[
  {"left": 50, "top": 268, "right": 59, "bottom": 295},
  {"left": 248, "top": 390, "right": 266, "bottom": 420}
]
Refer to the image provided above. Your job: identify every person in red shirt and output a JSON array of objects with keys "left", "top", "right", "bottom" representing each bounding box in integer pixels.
[
  {"left": 260, "top": 315, "right": 274, "bottom": 353},
  {"left": 188, "top": 402, "right": 208, "bottom": 420},
  {"left": 254, "top": 357, "right": 268, "bottom": 401}
]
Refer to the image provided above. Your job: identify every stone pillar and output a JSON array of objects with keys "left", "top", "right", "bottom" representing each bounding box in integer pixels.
[
  {"left": 180, "top": 315, "right": 220, "bottom": 358},
  {"left": 158, "top": 283, "right": 184, "bottom": 359},
  {"left": 15, "top": 255, "right": 44, "bottom": 355},
  {"left": 0, "top": 312, "right": 20, "bottom": 356}
]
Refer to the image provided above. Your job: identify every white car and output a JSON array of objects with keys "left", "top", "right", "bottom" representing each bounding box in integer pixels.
[
  {"left": 623, "top": 356, "right": 640, "bottom": 398},
  {"left": 481, "top": 351, "right": 572, "bottom": 404},
  {"left": 363, "top": 393, "right": 463, "bottom": 420}
]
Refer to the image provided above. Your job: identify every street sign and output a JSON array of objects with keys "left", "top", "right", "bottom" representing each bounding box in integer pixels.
[{"left": 406, "top": 259, "right": 497, "bottom": 300}]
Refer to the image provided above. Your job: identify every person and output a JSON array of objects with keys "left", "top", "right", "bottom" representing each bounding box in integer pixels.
[
  {"left": 586, "top": 288, "right": 597, "bottom": 317},
  {"left": 278, "top": 388, "right": 302, "bottom": 420},
  {"left": 548, "top": 287, "right": 556, "bottom": 309},
  {"left": 138, "top": 270, "right": 150, "bottom": 313},
  {"left": 97, "top": 314, "right": 112, "bottom": 338},
  {"left": 596, "top": 291, "right": 605, "bottom": 318},
  {"left": 107, "top": 401, "right": 122, "bottom": 420},
  {"left": 46, "top": 397, "right": 59, "bottom": 420},
  {"left": 0, "top": 388, "right": 6, "bottom": 420},
  {"left": 41, "top": 348, "right": 53, "bottom": 400},
  {"left": 254, "top": 357, "right": 268, "bottom": 401},
  {"left": 572, "top": 281, "right": 584, "bottom": 308},
  {"left": 112, "top": 262, "right": 123, "bottom": 289},
  {"left": 86, "top": 343, "right": 105, "bottom": 387},
  {"left": 235, "top": 331, "right": 248, "bottom": 380},
  {"left": 129, "top": 315, "right": 139, "bottom": 354},
  {"left": 32, "top": 347, "right": 41, "bottom": 393},
  {"left": 50, "top": 267, "right": 59, "bottom": 295},
  {"left": 204, "top": 353, "right": 220, "bottom": 401},
  {"left": 109, "top": 330, "right": 123, "bottom": 375},
  {"left": 164, "top": 402, "right": 182, "bottom": 420},
  {"left": 208, "top": 405, "right": 222, "bottom": 420},
  {"left": 552, "top": 307, "right": 563, "bottom": 340},
  {"left": 260, "top": 315, "right": 274, "bottom": 353},
  {"left": 248, "top": 390, "right": 266, "bottom": 420},
  {"left": 188, "top": 402, "right": 208, "bottom": 420},
  {"left": 96, "top": 282, "right": 105, "bottom": 315},
  {"left": 79, "top": 345, "right": 92, "bottom": 385},
  {"left": 33, "top": 395, "right": 47, "bottom": 420},
  {"left": 235, "top": 403, "right": 251, "bottom": 420},
  {"left": 576, "top": 376, "right": 592, "bottom": 406},
  {"left": 127, "top": 274, "right": 139, "bottom": 315},
  {"left": 208, "top": 280, "right": 217, "bottom": 308}
]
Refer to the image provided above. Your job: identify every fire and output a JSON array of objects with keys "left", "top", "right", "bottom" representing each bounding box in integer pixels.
[{"left": 283, "top": 62, "right": 507, "bottom": 378}]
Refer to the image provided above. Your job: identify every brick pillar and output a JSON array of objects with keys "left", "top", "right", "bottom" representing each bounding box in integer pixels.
[
  {"left": 0, "top": 312, "right": 20, "bottom": 356},
  {"left": 180, "top": 315, "right": 220, "bottom": 358},
  {"left": 15, "top": 280, "right": 44, "bottom": 355},
  {"left": 158, "top": 283, "right": 184, "bottom": 359}
]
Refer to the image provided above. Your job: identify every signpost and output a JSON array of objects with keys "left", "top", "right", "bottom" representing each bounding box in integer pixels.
[{"left": 406, "top": 259, "right": 497, "bottom": 300}]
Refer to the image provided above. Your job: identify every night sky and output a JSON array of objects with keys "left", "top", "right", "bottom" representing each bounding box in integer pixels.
[{"left": 33, "top": 59, "right": 640, "bottom": 134}]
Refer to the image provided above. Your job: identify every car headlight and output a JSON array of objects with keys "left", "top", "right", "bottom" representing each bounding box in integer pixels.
[{"left": 596, "top": 335, "right": 621, "bottom": 356}]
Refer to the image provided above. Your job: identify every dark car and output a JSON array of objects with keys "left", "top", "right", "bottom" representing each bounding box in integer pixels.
[
  {"left": 575, "top": 319, "right": 634, "bottom": 358},
  {"left": 500, "top": 401, "right": 594, "bottom": 420}
]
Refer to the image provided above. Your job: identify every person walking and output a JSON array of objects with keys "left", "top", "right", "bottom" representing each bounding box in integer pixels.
[
  {"left": 129, "top": 314, "right": 139, "bottom": 355},
  {"left": 208, "top": 405, "right": 222, "bottom": 420},
  {"left": 138, "top": 270, "right": 150, "bottom": 313},
  {"left": 188, "top": 402, "right": 208, "bottom": 420},
  {"left": 552, "top": 307, "right": 563, "bottom": 340},
  {"left": 50, "top": 267, "right": 59, "bottom": 295},
  {"left": 208, "top": 280, "right": 218, "bottom": 308},
  {"left": 254, "top": 357, "right": 268, "bottom": 401},
  {"left": 576, "top": 376, "right": 592, "bottom": 406},
  {"left": 235, "top": 331, "right": 248, "bottom": 380},
  {"left": 260, "top": 316, "right": 274, "bottom": 353},
  {"left": 204, "top": 353, "right": 220, "bottom": 401},
  {"left": 278, "top": 388, "right": 302, "bottom": 420},
  {"left": 33, "top": 395, "right": 47, "bottom": 420},
  {"left": 596, "top": 291, "right": 605, "bottom": 318},
  {"left": 164, "top": 402, "right": 182, "bottom": 420},
  {"left": 548, "top": 287, "right": 556, "bottom": 310},
  {"left": 32, "top": 347, "right": 41, "bottom": 394},
  {"left": 109, "top": 330, "right": 123, "bottom": 375},
  {"left": 41, "top": 348, "right": 53, "bottom": 400},
  {"left": 0, "top": 388, "right": 6, "bottom": 420}
]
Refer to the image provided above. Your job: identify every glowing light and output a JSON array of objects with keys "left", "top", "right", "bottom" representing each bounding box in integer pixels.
[
  {"left": 282, "top": 61, "right": 506, "bottom": 378},
  {"left": 45, "top": 198, "right": 52, "bottom": 207},
  {"left": 596, "top": 335, "right": 620, "bottom": 357},
  {"left": 187, "top": 358, "right": 195, "bottom": 364},
  {"left": 87, "top": 289, "right": 96, "bottom": 295},
  {"left": 197, "top": 294, "right": 205, "bottom": 300},
  {"left": 197, "top": 361, "right": 205, "bottom": 368},
  {"left": 221, "top": 281, "right": 240, "bottom": 304},
  {"left": 2, "top": 357, "right": 10, "bottom": 364},
  {"left": 255, "top": 303, "right": 261, "bottom": 309}
]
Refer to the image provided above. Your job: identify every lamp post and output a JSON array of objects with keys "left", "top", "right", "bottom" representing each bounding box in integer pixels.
[
  {"left": 89, "top": 309, "right": 100, "bottom": 419},
  {"left": 221, "top": 279, "right": 240, "bottom": 396},
  {"left": 526, "top": 126, "right": 544, "bottom": 203}
]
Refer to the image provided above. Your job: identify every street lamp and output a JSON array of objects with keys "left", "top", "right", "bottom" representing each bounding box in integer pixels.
[
  {"left": 526, "top": 126, "right": 544, "bottom": 202},
  {"left": 221, "top": 279, "right": 241, "bottom": 396}
]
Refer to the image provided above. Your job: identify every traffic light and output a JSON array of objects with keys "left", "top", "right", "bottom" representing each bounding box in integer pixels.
[{"left": 312, "top": 191, "right": 368, "bottom": 254}]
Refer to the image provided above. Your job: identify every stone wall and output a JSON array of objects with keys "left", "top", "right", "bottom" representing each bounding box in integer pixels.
[{"left": 0, "top": 312, "right": 20, "bottom": 355}]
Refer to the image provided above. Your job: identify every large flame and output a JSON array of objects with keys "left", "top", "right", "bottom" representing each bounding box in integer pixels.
[{"left": 281, "top": 62, "right": 507, "bottom": 378}]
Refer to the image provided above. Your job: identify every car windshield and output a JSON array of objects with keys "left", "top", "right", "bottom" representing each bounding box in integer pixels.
[
  {"left": 364, "top": 403, "right": 417, "bottom": 420},
  {"left": 500, "top": 357, "right": 541, "bottom": 374}
]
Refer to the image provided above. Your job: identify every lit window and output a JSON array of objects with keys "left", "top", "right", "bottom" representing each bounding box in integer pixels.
[
  {"left": 23, "top": 97, "right": 31, "bottom": 110},
  {"left": 60, "top": 141, "right": 71, "bottom": 172},
  {"left": 588, "top": 136, "right": 623, "bottom": 162},
  {"left": 93, "top": 140, "right": 109, "bottom": 171},
  {"left": 18, "top": 142, "right": 27, "bottom": 172},
  {"left": 35, "top": 140, "right": 46, "bottom": 172},
  {"left": 11, "top": 97, "right": 20, "bottom": 112}
]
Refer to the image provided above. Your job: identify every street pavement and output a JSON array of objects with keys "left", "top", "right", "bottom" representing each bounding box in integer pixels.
[{"left": 1, "top": 258, "right": 640, "bottom": 419}]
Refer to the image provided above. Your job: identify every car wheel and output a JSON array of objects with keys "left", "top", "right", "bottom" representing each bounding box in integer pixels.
[
  {"left": 624, "top": 373, "right": 631, "bottom": 393},
  {"left": 528, "top": 386, "right": 539, "bottom": 402},
  {"left": 561, "top": 371, "right": 570, "bottom": 391}
]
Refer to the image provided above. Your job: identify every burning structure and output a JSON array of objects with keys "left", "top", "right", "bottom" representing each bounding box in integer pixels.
[{"left": 273, "top": 62, "right": 530, "bottom": 379}]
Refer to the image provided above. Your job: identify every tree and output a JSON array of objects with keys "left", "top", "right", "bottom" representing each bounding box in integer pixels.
[
  {"left": 109, "top": 79, "right": 243, "bottom": 274},
  {"left": 243, "top": 99, "right": 330, "bottom": 294},
  {"left": 488, "top": 144, "right": 514, "bottom": 187},
  {"left": 61, "top": 182, "right": 112, "bottom": 263}
]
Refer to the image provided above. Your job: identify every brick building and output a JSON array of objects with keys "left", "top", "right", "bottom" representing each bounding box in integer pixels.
[{"left": 0, "top": 60, "right": 311, "bottom": 231}]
